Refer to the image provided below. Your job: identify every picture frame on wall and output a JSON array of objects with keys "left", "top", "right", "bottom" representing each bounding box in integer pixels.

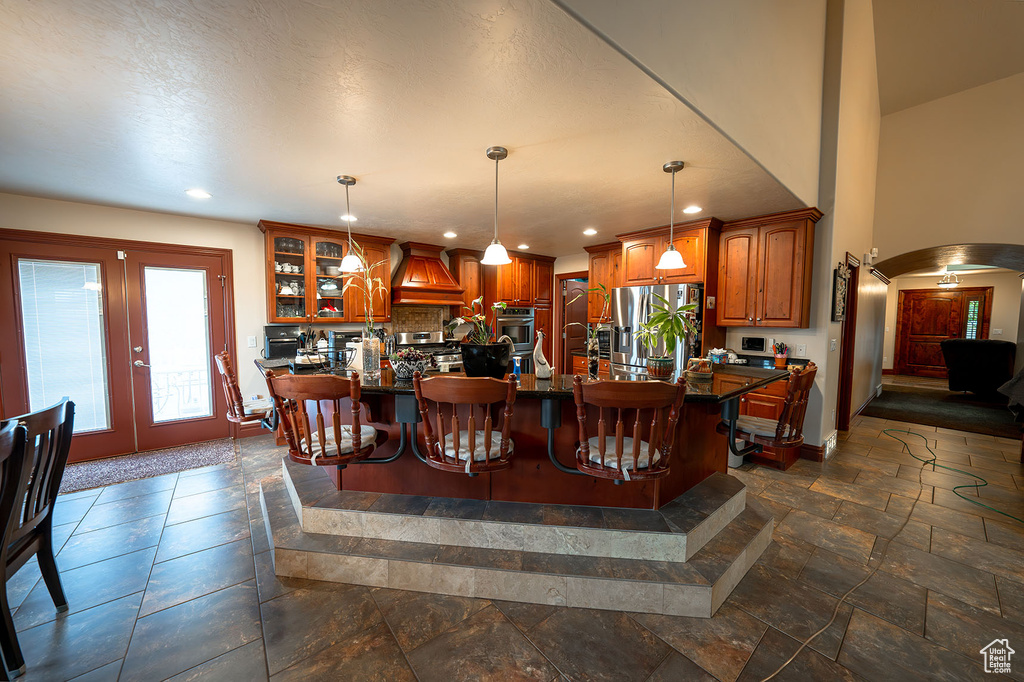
[{"left": 832, "top": 261, "right": 851, "bottom": 322}]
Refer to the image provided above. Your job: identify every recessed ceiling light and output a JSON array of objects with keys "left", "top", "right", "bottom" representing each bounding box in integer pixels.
[
  {"left": 583, "top": 228, "right": 597, "bottom": 236},
  {"left": 339, "top": 214, "right": 357, "bottom": 222},
  {"left": 443, "top": 231, "right": 457, "bottom": 238},
  {"left": 683, "top": 205, "right": 702, "bottom": 214},
  {"left": 518, "top": 244, "right": 529, "bottom": 250},
  {"left": 185, "top": 188, "right": 211, "bottom": 199}
]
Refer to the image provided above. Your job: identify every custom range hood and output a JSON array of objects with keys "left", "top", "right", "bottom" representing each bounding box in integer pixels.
[{"left": 390, "top": 242, "right": 465, "bottom": 306}]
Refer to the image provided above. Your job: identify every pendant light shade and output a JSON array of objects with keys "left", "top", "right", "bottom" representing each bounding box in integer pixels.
[
  {"left": 337, "top": 175, "right": 364, "bottom": 273},
  {"left": 655, "top": 160, "right": 687, "bottom": 270},
  {"left": 480, "top": 146, "right": 512, "bottom": 266}
]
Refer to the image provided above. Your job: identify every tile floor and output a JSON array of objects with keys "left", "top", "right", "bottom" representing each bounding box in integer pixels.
[{"left": 10, "top": 417, "right": 1024, "bottom": 681}]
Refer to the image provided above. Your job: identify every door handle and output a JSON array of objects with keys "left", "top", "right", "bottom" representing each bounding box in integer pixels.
[{"left": 133, "top": 360, "right": 150, "bottom": 368}]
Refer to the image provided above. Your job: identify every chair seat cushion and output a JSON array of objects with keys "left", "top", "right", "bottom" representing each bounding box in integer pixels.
[
  {"left": 299, "top": 424, "right": 377, "bottom": 461},
  {"left": 581, "top": 436, "right": 660, "bottom": 472},
  {"left": 242, "top": 397, "right": 273, "bottom": 416},
  {"left": 441, "top": 431, "right": 514, "bottom": 462},
  {"left": 735, "top": 416, "right": 782, "bottom": 438}
]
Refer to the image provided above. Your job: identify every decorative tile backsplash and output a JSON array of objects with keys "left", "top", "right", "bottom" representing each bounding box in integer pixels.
[{"left": 391, "top": 305, "right": 448, "bottom": 333}]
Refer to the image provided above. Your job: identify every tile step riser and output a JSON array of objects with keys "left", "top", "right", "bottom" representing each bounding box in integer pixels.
[{"left": 281, "top": 462, "right": 745, "bottom": 563}]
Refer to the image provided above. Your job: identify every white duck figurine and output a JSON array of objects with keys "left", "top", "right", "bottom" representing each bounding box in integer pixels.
[{"left": 533, "top": 330, "right": 553, "bottom": 379}]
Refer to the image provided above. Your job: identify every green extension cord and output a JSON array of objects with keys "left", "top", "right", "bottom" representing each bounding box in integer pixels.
[{"left": 881, "top": 428, "right": 1024, "bottom": 526}]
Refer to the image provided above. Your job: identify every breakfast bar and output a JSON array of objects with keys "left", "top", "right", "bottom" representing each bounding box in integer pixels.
[{"left": 269, "top": 363, "right": 790, "bottom": 510}]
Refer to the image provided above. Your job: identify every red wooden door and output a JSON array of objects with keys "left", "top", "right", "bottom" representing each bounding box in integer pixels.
[
  {"left": 125, "top": 250, "right": 230, "bottom": 452},
  {"left": 562, "top": 279, "right": 589, "bottom": 371},
  {"left": 895, "top": 289, "right": 963, "bottom": 378}
]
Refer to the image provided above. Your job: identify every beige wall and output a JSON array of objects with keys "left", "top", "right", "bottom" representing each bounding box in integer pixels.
[
  {"left": 552, "top": 0, "right": 826, "bottom": 206},
  {"left": 554, "top": 253, "right": 590, "bottom": 275},
  {"left": 882, "top": 270, "right": 1023, "bottom": 370},
  {"left": 0, "top": 192, "right": 272, "bottom": 399},
  {"left": 873, "top": 72, "right": 1024, "bottom": 260},
  {"left": 852, "top": 274, "right": 887, "bottom": 412}
]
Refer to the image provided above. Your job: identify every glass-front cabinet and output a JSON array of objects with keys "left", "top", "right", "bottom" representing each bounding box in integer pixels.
[{"left": 259, "top": 220, "right": 394, "bottom": 324}]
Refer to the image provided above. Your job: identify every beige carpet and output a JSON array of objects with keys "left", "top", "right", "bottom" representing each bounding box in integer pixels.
[{"left": 59, "top": 439, "right": 237, "bottom": 493}]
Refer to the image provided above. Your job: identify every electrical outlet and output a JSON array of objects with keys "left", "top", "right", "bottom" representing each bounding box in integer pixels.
[
  {"left": 883, "top": 356, "right": 888, "bottom": 362},
  {"left": 767, "top": 337, "right": 775, "bottom": 350},
  {"left": 795, "top": 344, "right": 807, "bottom": 357},
  {"left": 830, "top": 338, "right": 837, "bottom": 352},
  {"left": 831, "top": 409, "right": 836, "bottom": 421},
  {"left": 993, "top": 328, "right": 1003, "bottom": 335},
  {"left": 247, "top": 335, "right": 258, "bottom": 348},
  {"left": 885, "top": 326, "right": 890, "bottom": 332}
]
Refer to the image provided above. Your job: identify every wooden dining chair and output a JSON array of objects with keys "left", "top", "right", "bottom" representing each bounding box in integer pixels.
[
  {"left": 716, "top": 362, "right": 817, "bottom": 470},
  {"left": 572, "top": 375, "right": 687, "bottom": 482},
  {"left": 0, "top": 420, "right": 27, "bottom": 680},
  {"left": 269, "top": 373, "right": 378, "bottom": 466},
  {"left": 215, "top": 352, "right": 272, "bottom": 427},
  {"left": 413, "top": 372, "right": 518, "bottom": 475},
  {"left": 0, "top": 398, "right": 75, "bottom": 678}
]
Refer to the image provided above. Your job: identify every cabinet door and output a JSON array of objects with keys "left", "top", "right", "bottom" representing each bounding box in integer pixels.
[
  {"left": 534, "top": 306, "right": 553, "bottom": 361},
  {"left": 533, "top": 260, "right": 553, "bottom": 306},
  {"left": 587, "top": 250, "right": 610, "bottom": 324},
  {"left": 268, "top": 232, "right": 310, "bottom": 322},
  {"left": 458, "top": 256, "right": 482, "bottom": 309},
  {"left": 515, "top": 258, "right": 534, "bottom": 304},
  {"left": 658, "top": 228, "right": 703, "bottom": 283},
  {"left": 756, "top": 221, "right": 809, "bottom": 327},
  {"left": 743, "top": 392, "right": 785, "bottom": 420},
  {"left": 310, "top": 236, "right": 349, "bottom": 322},
  {"left": 621, "top": 238, "right": 659, "bottom": 286},
  {"left": 598, "top": 358, "right": 610, "bottom": 377},
  {"left": 496, "top": 260, "right": 517, "bottom": 304},
  {"left": 571, "top": 355, "right": 588, "bottom": 375},
  {"left": 347, "top": 241, "right": 391, "bottom": 323},
  {"left": 610, "top": 248, "right": 622, "bottom": 290},
  {"left": 717, "top": 227, "right": 759, "bottom": 326}
]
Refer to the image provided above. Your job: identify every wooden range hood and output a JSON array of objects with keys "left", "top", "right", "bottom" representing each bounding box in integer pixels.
[{"left": 390, "top": 241, "right": 465, "bottom": 306}]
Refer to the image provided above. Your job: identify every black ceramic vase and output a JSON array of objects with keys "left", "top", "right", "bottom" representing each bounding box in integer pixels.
[{"left": 461, "top": 343, "right": 511, "bottom": 379}]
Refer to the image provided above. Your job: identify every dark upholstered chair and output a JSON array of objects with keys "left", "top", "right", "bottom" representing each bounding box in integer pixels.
[
  {"left": 940, "top": 339, "right": 1016, "bottom": 395},
  {"left": 413, "top": 372, "right": 518, "bottom": 475},
  {"left": 0, "top": 398, "right": 75, "bottom": 678},
  {"left": 269, "top": 373, "right": 377, "bottom": 467},
  {"left": 717, "top": 363, "right": 817, "bottom": 470},
  {"left": 572, "top": 375, "right": 687, "bottom": 482}
]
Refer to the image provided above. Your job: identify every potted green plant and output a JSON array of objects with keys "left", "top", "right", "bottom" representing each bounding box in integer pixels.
[
  {"left": 446, "top": 297, "right": 510, "bottom": 378},
  {"left": 340, "top": 242, "right": 389, "bottom": 379},
  {"left": 636, "top": 293, "right": 699, "bottom": 379},
  {"left": 565, "top": 283, "right": 610, "bottom": 379}
]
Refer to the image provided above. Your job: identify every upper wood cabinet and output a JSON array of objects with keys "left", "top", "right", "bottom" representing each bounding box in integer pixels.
[
  {"left": 259, "top": 220, "right": 394, "bottom": 324},
  {"left": 619, "top": 220, "right": 716, "bottom": 287},
  {"left": 446, "top": 248, "right": 484, "bottom": 312},
  {"left": 492, "top": 252, "right": 554, "bottom": 307},
  {"left": 715, "top": 209, "right": 822, "bottom": 328},
  {"left": 584, "top": 242, "right": 621, "bottom": 323}
]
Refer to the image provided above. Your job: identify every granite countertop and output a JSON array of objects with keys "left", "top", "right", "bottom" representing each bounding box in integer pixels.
[{"left": 258, "top": 360, "right": 790, "bottom": 403}]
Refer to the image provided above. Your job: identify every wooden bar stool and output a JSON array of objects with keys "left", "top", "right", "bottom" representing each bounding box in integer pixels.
[
  {"left": 412, "top": 372, "right": 518, "bottom": 475},
  {"left": 215, "top": 352, "right": 271, "bottom": 426},
  {"left": 572, "top": 375, "right": 687, "bottom": 482},
  {"left": 269, "top": 373, "right": 378, "bottom": 467},
  {"left": 716, "top": 362, "right": 817, "bottom": 470}
]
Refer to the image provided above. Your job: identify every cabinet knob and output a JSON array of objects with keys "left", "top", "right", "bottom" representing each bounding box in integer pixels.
[{"left": 756, "top": 318, "right": 761, "bottom": 322}]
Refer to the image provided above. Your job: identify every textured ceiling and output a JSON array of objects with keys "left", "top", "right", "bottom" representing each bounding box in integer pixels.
[
  {"left": 0, "top": 0, "right": 801, "bottom": 257},
  {"left": 874, "top": 0, "right": 1024, "bottom": 115}
]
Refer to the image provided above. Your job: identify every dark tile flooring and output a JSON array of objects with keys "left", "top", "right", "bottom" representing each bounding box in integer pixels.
[{"left": 11, "top": 416, "right": 1024, "bottom": 681}]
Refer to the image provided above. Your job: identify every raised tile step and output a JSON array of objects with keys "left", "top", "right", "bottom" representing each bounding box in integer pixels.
[
  {"left": 280, "top": 459, "right": 746, "bottom": 562},
  {"left": 259, "top": 473, "right": 774, "bottom": 617}
]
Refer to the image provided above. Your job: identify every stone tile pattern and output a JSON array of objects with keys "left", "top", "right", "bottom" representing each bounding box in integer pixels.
[{"left": 14, "top": 420, "right": 1024, "bottom": 681}]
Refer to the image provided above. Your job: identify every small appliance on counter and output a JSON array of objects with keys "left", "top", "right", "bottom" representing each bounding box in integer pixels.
[{"left": 264, "top": 325, "right": 300, "bottom": 360}]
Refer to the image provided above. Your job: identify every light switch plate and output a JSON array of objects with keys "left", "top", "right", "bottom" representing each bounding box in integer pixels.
[
  {"left": 993, "top": 328, "right": 1003, "bottom": 335},
  {"left": 247, "top": 335, "right": 258, "bottom": 348},
  {"left": 830, "top": 338, "right": 837, "bottom": 352}
]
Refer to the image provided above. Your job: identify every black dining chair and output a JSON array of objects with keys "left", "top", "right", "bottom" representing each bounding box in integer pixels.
[{"left": 0, "top": 398, "right": 75, "bottom": 679}]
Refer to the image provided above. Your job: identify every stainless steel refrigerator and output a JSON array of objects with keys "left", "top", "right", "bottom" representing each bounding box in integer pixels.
[{"left": 609, "top": 284, "right": 703, "bottom": 379}]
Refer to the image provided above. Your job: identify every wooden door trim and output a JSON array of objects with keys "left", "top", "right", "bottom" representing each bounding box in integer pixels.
[
  {"left": 836, "top": 253, "right": 862, "bottom": 431},
  {"left": 554, "top": 271, "right": 588, "bottom": 374},
  {"left": 894, "top": 286, "right": 993, "bottom": 377}
]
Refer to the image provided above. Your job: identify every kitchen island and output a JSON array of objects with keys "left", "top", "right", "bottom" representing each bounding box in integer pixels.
[{"left": 267, "top": 364, "right": 790, "bottom": 510}]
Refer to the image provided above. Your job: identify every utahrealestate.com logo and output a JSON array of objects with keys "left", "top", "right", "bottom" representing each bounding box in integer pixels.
[{"left": 981, "top": 639, "right": 1014, "bottom": 674}]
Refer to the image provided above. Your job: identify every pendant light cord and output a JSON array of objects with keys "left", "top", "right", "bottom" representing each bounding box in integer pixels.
[
  {"left": 669, "top": 168, "right": 676, "bottom": 242},
  {"left": 345, "top": 184, "right": 353, "bottom": 248},
  {"left": 494, "top": 155, "right": 499, "bottom": 241}
]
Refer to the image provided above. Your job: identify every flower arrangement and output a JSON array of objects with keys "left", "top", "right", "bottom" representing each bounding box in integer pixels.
[
  {"left": 389, "top": 348, "right": 435, "bottom": 379},
  {"left": 446, "top": 296, "right": 507, "bottom": 345}
]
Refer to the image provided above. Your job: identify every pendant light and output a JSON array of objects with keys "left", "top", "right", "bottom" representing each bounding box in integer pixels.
[
  {"left": 937, "top": 268, "right": 960, "bottom": 289},
  {"left": 337, "top": 175, "right": 363, "bottom": 273},
  {"left": 655, "top": 160, "right": 687, "bottom": 270},
  {"left": 481, "top": 146, "right": 512, "bottom": 266}
]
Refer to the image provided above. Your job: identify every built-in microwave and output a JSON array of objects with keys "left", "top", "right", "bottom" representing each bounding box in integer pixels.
[{"left": 496, "top": 307, "right": 535, "bottom": 353}]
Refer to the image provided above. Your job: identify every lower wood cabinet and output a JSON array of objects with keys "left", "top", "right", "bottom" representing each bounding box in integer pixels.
[
  {"left": 570, "top": 355, "right": 609, "bottom": 377},
  {"left": 718, "top": 373, "right": 788, "bottom": 421}
]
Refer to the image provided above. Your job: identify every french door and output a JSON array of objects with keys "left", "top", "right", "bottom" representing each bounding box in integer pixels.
[{"left": 0, "top": 231, "right": 233, "bottom": 462}]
